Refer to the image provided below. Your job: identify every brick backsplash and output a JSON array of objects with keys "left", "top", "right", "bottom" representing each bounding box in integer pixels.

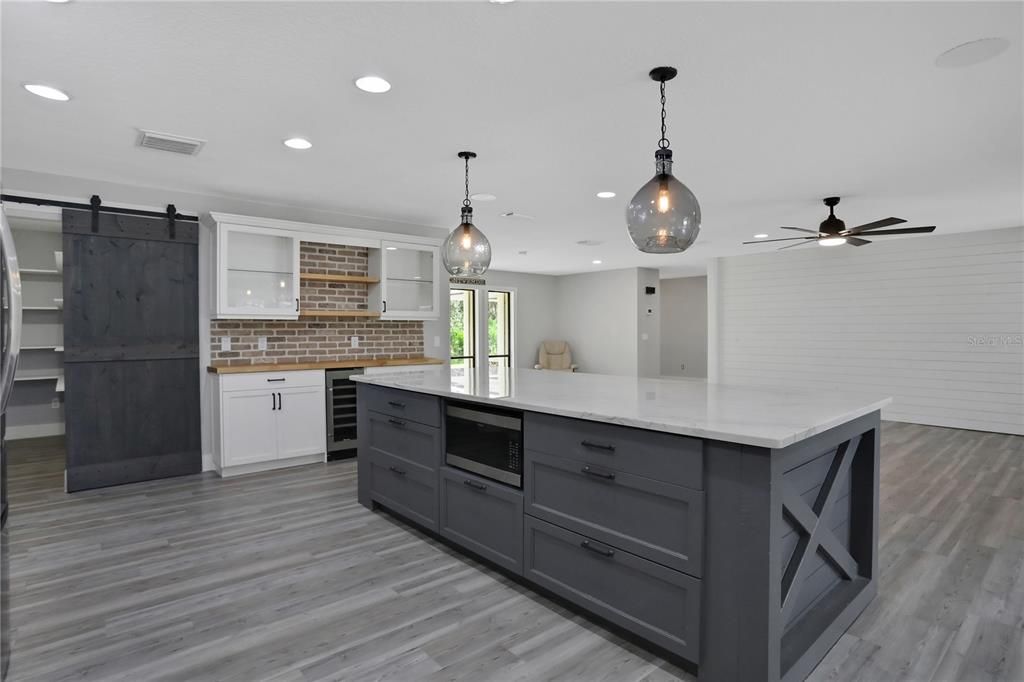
[{"left": 210, "top": 241, "right": 425, "bottom": 366}]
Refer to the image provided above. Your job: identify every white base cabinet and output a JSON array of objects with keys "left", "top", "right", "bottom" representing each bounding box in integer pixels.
[{"left": 212, "top": 370, "right": 326, "bottom": 476}]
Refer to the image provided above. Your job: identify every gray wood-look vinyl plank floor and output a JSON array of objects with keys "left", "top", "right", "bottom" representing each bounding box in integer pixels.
[{"left": 4, "top": 422, "right": 1023, "bottom": 681}]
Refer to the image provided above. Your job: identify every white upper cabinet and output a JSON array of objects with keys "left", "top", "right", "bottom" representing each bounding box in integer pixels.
[
  {"left": 214, "top": 223, "right": 300, "bottom": 319},
  {"left": 369, "top": 241, "right": 441, "bottom": 320},
  {"left": 207, "top": 213, "right": 441, "bottom": 321}
]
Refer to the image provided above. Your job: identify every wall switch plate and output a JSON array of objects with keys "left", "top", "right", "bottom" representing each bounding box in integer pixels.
[
  {"left": 257, "top": 336, "right": 268, "bottom": 351},
  {"left": 220, "top": 336, "right": 231, "bottom": 352},
  {"left": 351, "top": 336, "right": 360, "bottom": 349},
  {"left": 50, "top": 398, "right": 61, "bottom": 409}
]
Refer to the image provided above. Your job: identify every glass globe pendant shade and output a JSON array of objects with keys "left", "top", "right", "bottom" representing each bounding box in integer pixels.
[
  {"left": 443, "top": 206, "right": 492, "bottom": 276},
  {"left": 626, "top": 149, "right": 701, "bottom": 254}
]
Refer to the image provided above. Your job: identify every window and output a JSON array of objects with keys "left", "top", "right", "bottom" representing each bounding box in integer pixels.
[
  {"left": 488, "top": 290, "right": 512, "bottom": 380},
  {"left": 449, "top": 288, "right": 475, "bottom": 379}
]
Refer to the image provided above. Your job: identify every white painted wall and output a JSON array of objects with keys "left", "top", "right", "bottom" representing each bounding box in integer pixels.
[
  {"left": 710, "top": 226, "right": 1024, "bottom": 435},
  {"left": 482, "top": 271, "right": 559, "bottom": 369},
  {"left": 554, "top": 269, "right": 639, "bottom": 376},
  {"left": 637, "top": 268, "right": 661, "bottom": 377},
  {"left": 660, "top": 276, "right": 708, "bottom": 378}
]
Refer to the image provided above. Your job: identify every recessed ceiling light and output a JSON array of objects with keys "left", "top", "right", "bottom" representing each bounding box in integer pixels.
[
  {"left": 471, "top": 193, "right": 497, "bottom": 202},
  {"left": 517, "top": 250, "right": 528, "bottom": 256},
  {"left": 490, "top": 0, "right": 515, "bottom": 4},
  {"left": 592, "top": 260, "right": 603, "bottom": 265},
  {"left": 935, "top": 38, "right": 1010, "bottom": 68},
  {"left": 596, "top": 191, "right": 616, "bottom": 199},
  {"left": 23, "top": 84, "right": 69, "bottom": 101},
  {"left": 283, "top": 137, "right": 312, "bottom": 150},
  {"left": 385, "top": 246, "right": 398, "bottom": 251},
  {"left": 355, "top": 75, "right": 391, "bottom": 93},
  {"left": 754, "top": 233, "right": 769, "bottom": 239},
  {"left": 47, "top": 0, "right": 71, "bottom": 3}
]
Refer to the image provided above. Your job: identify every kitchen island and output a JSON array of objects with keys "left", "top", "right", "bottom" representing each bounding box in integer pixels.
[{"left": 353, "top": 368, "right": 891, "bottom": 682}]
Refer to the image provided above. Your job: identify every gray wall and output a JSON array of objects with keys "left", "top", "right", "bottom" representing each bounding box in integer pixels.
[
  {"left": 711, "top": 226, "right": 1024, "bottom": 435},
  {"left": 637, "top": 268, "right": 662, "bottom": 377},
  {"left": 554, "top": 269, "right": 639, "bottom": 376},
  {"left": 660, "top": 276, "right": 708, "bottom": 378},
  {"left": 483, "top": 271, "right": 560, "bottom": 369}
]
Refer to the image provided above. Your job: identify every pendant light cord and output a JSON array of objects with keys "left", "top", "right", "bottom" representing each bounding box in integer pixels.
[
  {"left": 658, "top": 80, "right": 670, "bottom": 150},
  {"left": 463, "top": 155, "right": 471, "bottom": 208}
]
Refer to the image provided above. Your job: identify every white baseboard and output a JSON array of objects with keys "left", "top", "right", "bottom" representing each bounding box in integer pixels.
[
  {"left": 217, "top": 453, "right": 325, "bottom": 478},
  {"left": 6, "top": 423, "right": 65, "bottom": 440}
]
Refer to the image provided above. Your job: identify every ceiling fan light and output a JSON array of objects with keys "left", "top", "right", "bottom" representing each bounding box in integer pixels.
[{"left": 819, "top": 237, "right": 847, "bottom": 246}]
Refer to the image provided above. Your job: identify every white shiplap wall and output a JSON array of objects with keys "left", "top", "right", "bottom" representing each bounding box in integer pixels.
[{"left": 712, "top": 226, "right": 1023, "bottom": 435}]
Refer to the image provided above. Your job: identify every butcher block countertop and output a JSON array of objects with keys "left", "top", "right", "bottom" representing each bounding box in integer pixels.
[{"left": 207, "top": 356, "right": 445, "bottom": 374}]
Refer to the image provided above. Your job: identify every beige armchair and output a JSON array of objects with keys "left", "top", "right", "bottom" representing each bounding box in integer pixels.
[{"left": 534, "top": 340, "right": 578, "bottom": 372}]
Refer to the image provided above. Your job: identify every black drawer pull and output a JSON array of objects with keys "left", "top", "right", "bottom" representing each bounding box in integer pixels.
[
  {"left": 266, "top": 378, "right": 286, "bottom": 382},
  {"left": 387, "top": 418, "right": 406, "bottom": 427},
  {"left": 463, "top": 479, "right": 488, "bottom": 492},
  {"left": 580, "top": 540, "right": 615, "bottom": 558},
  {"left": 388, "top": 465, "right": 406, "bottom": 476},
  {"left": 387, "top": 400, "right": 406, "bottom": 408},
  {"left": 581, "top": 440, "right": 615, "bottom": 452},
  {"left": 581, "top": 465, "right": 616, "bottom": 480}
]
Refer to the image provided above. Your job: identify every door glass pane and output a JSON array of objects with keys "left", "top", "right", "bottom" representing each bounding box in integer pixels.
[
  {"left": 386, "top": 247, "right": 434, "bottom": 282},
  {"left": 225, "top": 229, "right": 295, "bottom": 311},
  {"left": 449, "top": 288, "right": 475, "bottom": 380},
  {"left": 386, "top": 280, "right": 434, "bottom": 313},
  {"left": 487, "top": 290, "right": 512, "bottom": 380}
]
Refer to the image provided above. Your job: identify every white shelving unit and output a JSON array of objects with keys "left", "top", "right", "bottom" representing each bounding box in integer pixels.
[{"left": 3, "top": 203, "right": 65, "bottom": 439}]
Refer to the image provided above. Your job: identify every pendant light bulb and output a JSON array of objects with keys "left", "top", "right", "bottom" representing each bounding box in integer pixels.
[
  {"left": 443, "top": 151, "right": 492, "bottom": 276},
  {"left": 626, "top": 67, "right": 701, "bottom": 254}
]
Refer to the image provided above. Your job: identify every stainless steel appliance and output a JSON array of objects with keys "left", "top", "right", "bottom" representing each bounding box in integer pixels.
[
  {"left": 1, "top": 205, "right": 24, "bottom": 681},
  {"left": 445, "top": 401, "right": 522, "bottom": 488},
  {"left": 326, "top": 369, "right": 360, "bottom": 458}
]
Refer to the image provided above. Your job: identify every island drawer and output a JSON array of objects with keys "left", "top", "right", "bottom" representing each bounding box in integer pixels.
[
  {"left": 524, "top": 516, "right": 700, "bottom": 662},
  {"left": 440, "top": 467, "right": 523, "bottom": 575},
  {"left": 362, "top": 385, "right": 441, "bottom": 428},
  {"left": 366, "top": 449, "right": 438, "bottom": 532},
  {"left": 524, "top": 413, "right": 703, "bottom": 489},
  {"left": 525, "top": 451, "right": 703, "bottom": 577},
  {"left": 364, "top": 410, "right": 442, "bottom": 469}
]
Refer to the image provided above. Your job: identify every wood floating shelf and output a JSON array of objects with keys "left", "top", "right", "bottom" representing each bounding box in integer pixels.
[
  {"left": 299, "top": 273, "right": 380, "bottom": 284},
  {"left": 298, "top": 309, "right": 380, "bottom": 319}
]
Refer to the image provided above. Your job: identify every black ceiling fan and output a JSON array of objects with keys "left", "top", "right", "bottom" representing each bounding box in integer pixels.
[{"left": 744, "top": 197, "right": 936, "bottom": 250}]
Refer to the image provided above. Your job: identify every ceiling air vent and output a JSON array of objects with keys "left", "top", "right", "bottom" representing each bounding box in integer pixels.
[{"left": 137, "top": 129, "right": 205, "bottom": 155}]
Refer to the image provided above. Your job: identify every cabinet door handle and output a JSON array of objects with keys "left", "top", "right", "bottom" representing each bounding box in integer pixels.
[
  {"left": 295, "top": 297, "right": 299, "bottom": 311},
  {"left": 581, "top": 465, "right": 615, "bottom": 480},
  {"left": 580, "top": 540, "right": 615, "bottom": 558},
  {"left": 581, "top": 440, "right": 616, "bottom": 452},
  {"left": 271, "top": 393, "right": 276, "bottom": 411},
  {"left": 383, "top": 300, "right": 387, "bottom": 314},
  {"left": 387, "top": 418, "right": 406, "bottom": 427},
  {"left": 387, "top": 400, "right": 405, "bottom": 408},
  {"left": 463, "top": 479, "right": 488, "bottom": 492},
  {"left": 277, "top": 392, "right": 282, "bottom": 410},
  {"left": 267, "top": 378, "right": 286, "bottom": 383},
  {"left": 388, "top": 465, "right": 406, "bottom": 476}
]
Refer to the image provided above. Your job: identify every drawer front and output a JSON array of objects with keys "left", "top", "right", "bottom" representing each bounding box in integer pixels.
[
  {"left": 524, "top": 412, "right": 703, "bottom": 489},
  {"left": 525, "top": 451, "right": 703, "bottom": 577},
  {"left": 361, "top": 384, "right": 441, "bottom": 427},
  {"left": 221, "top": 369, "right": 324, "bottom": 392},
  {"left": 367, "top": 449, "right": 438, "bottom": 532},
  {"left": 524, "top": 516, "right": 700, "bottom": 662},
  {"left": 365, "top": 410, "right": 441, "bottom": 469},
  {"left": 439, "top": 467, "right": 524, "bottom": 574}
]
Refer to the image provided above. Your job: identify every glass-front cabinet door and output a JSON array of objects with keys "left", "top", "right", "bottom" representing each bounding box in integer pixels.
[
  {"left": 217, "top": 224, "right": 299, "bottom": 319},
  {"left": 380, "top": 241, "right": 439, "bottom": 320}
]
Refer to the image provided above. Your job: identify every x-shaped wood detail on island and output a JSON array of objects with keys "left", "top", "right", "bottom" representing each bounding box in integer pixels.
[{"left": 780, "top": 434, "right": 863, "bottom": 626}]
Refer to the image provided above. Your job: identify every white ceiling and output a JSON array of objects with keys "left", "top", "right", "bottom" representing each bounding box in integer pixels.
[{"left": 2, "top": 1, "right": 1021, "bottom": 277}]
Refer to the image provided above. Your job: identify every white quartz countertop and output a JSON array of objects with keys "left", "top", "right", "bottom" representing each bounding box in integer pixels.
[{"left": 352, "top": 368, "right": 892, "bottom": 449}]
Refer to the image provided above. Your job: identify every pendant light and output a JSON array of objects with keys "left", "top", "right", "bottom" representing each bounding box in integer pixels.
[
  {"left": 626, "top": 67, "right": 701, "bottom": 254},
  {"left": 443, "top": 151, "right": 492, "bottom": 276}
]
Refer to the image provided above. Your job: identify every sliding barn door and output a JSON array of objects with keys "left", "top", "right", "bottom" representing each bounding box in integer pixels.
[{"left": 63, "top": 209, "right": 200, "bottom": 492}]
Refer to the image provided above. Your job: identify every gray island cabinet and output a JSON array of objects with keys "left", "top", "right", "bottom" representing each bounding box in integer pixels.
[{"left": 353, "top": 369, "right": 891, "bottom": 682}]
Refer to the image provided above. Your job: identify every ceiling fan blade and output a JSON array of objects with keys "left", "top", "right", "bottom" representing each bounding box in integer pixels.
[
  {"left": 846, "top": 236, "right": 872, "bottom": 246},
  {"left": 779, "top": 226, "right": 819, "bottom": 234},
  {"left": 853, "top": 226, "right": 936, "bottom": 236},
  {"left": 743, "top": 237, "right": 814, "bottom": 244},
  {"left": 778, "top": 239, "right": 818, "bottom": 250},
  {"left": 846, "top": 217, "right": 907, "bottom": 234}
]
